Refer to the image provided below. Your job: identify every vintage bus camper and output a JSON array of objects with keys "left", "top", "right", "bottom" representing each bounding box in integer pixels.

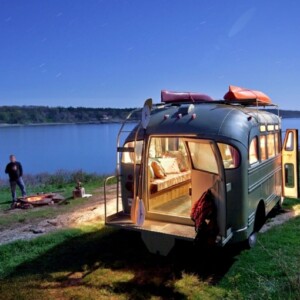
[{"left": 104, "top": 85, "right": 299, "bottom": 255}]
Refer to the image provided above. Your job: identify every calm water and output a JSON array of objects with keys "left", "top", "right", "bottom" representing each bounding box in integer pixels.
[
  {"left": 0, "top": 118, "right": 299, "bottom": 178},
  {"left": 0, "top": 123, "right": 135, "bottom": 178}
]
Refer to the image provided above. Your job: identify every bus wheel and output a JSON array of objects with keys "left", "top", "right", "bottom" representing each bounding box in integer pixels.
[
  {"left": 245, "top": 202, "right": 265, "bottom": 249},
  {"left": 247, "top": 232, "right": 257, "bottom": 248},
  {"left": 254, "top": 202, "right": 265, "bottom": 232}
]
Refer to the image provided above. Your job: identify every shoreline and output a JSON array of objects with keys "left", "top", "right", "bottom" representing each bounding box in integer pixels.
[{"left": 0, "top": 120, "right": 138, "bottom": 128}]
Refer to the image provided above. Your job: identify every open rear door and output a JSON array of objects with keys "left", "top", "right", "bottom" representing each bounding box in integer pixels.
[{"left": 282, "top": 129, "right": 299, "bottom": 199}]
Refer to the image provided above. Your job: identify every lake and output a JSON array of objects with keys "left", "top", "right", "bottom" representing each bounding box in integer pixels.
[
  {"left": 0, "top": 118, "right": 299, "bottom": 178},
  {"left": 0, "top": 123, "right": 135, "bottom": 178}
]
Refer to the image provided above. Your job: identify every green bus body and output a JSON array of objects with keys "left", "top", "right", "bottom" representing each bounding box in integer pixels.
[{"left": 107, "top": 101, "right": 284, "bottom": 253}]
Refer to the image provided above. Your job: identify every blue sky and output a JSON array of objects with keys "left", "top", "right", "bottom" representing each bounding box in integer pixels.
[{"left": 0, "top": 0, "right": 300, "bottom": 109}]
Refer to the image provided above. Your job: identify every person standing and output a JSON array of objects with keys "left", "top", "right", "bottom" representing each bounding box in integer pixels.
[{"left": 5, "top": 154, "right": 26, "bottom": 207}]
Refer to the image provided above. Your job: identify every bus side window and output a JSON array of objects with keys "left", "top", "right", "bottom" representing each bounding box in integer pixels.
[
  {"left": 267, "top": 133, "right": 275, "bottom": 158},
  {"left": 274, "top": 132, "right": 279, "bottom": 154},
  {"left": 122, "top": 141, "right": 143, "bottom": 164},
  {"left": 217, "top": 143, "right": 240, "bottom": 169},
  {"left": 259, "top": 135, "right": 267, "bottom": 161},
  {"left": 249, "top": 137, "right": 258, "bottom": 164}
]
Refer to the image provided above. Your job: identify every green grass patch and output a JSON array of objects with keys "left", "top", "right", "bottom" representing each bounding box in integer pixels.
[
  {"left": 283, "top": 197, "right": 300, "bottom": 212},
  {"left": 0, "top": 170, "right": 299, "bottom": 299},
  {"left": 219, "top": 216, "right": 300, "bottom": 299},
  {"left": 0, "top": 170, "right": 114, "bottom": 207},
  {"left": 0, "top": 216, "right": 300, "bottom": 299},
  {"left": 0, "top": 171, "right": 116, "bottom": 230}
]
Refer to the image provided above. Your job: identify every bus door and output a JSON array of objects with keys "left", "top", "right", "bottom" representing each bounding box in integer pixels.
[
  {"left": 186, "top": 139, "right": 227, "bottom": 237},
  {"left": 282, "top": 129, "right": 299, "bottom": 198}
]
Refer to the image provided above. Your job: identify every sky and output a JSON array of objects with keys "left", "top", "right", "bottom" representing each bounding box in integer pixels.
[{"left": 1, "top": 0, "right": 300, "bottom": 109}]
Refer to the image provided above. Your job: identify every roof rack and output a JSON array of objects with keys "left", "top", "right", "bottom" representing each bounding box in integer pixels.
[{"left": 159, "top": 85, "right": 275, "bottom": 107}]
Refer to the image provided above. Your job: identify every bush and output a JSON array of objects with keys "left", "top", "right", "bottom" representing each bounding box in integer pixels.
[
  {"left": 0, "top": 170, "right": 110, "bottom": 190},
  {"left": 0, "top": 178, "right": 7, "bottom": 189}
]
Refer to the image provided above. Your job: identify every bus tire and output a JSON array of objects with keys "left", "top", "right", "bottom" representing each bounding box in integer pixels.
[
  {"left": 254, "top": 201, "right": 265, "bottom": 232},
  {"left": 245, "top": 202, "right": 265, "bottom": 249},
  {"left": 247, "top": 232, "right": 257, "bottom": 248}
]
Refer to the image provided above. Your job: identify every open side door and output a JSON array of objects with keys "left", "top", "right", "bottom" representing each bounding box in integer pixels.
[{"left": 282, "top": 129, "right": 299, "bottom": 199}]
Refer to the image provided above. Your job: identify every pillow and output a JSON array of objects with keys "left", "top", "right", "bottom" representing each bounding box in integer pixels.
[
  {"left": 165, "top": 151, "right": 189, "bottom": 172},
  {"left": 148, "top": 164, "right": 155, "bottom": 182},
  {"left": 177, "top": 155, "right": 189, "bottom": 172},
  {"left": 151, "top": 160, "right": 166, "bottom": 179},
  {"left": 158, "top": 157, "right": 180, "bottom": 174}
]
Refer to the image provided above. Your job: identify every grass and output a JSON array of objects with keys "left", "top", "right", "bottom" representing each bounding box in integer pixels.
[
  {"left": 0, "top": 204, "right": 300, "bottom": 299},
  {"left": 0, "top": 170, "right": 116, "bottom": 229},
  {"left": 0, "top": 170, "right": 300, "bottom": 299},
  {"left": 220, "top": 217, "right": 300, "bottom": 299}
]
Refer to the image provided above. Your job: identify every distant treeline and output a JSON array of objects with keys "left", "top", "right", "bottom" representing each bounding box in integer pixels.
[
  {"left": 266, "top": 109, "right": 300, "bottom": 118},
  {"left": 0, "top": 106, "right": 140, "bottom": 125},
  {"left": 0, "top": 105, "right": 299, "bottom": 125}
]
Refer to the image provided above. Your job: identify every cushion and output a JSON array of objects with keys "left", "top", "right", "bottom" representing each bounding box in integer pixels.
[
  {"left": 148, "top": 164, "right": 155, "bottom": 182},
  {"left": 158, "top": 157, "right": 180, "bottom": 174},
  {"left": 151, "top": 160, "right": 166, "bottom": 179},
  {"left": 164, "top": 151, "right": 189, "bottom": 172}
]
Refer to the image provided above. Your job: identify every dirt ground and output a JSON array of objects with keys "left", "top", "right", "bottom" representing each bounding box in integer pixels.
[
  {"left": 0, "top": 186, "right": 299, "bottom": 246},
  {"left": 260, "top": 207, "right": 300, "bottom": 233}
]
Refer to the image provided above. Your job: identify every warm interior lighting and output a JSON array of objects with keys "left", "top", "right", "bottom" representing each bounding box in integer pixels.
[{"left": 260, "top": 125, "right": 266, "bottom": 132}]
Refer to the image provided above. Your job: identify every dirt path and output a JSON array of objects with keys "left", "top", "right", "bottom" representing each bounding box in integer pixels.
[
  {"left": 260, "top": 208, "right": 300, "bottom": 233},
  {"left": 0, "top": 187, "right": 299, "bottom": 246}
]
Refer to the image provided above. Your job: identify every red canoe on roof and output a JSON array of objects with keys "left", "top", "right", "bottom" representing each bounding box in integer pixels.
[
  {"left": 161, "top": 90, "right": 213, "bottom": 103},
  {"left": 224, "top": 85, "right": 272, "bottom": 106}
]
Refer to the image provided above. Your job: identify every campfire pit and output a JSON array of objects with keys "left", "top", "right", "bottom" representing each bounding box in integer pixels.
[{"left": 16, "top": 193, "right": 65, "bottom": 209}]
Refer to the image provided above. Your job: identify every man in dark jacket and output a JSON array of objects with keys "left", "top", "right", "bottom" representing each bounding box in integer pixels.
[{"left": 5, "top": 154, "right": 26, "bottom": 207}]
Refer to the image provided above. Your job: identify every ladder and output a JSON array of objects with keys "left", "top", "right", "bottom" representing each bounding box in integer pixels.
[{"left": 104, "top": 107, "right": 142, "bottom": 222}]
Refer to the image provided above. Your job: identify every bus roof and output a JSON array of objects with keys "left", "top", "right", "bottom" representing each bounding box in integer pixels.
[{"left": 127, "top": 102, "right": 281, "bottom": 147}]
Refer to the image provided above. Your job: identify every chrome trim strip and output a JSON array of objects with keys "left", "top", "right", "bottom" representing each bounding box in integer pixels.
[
  {"left": 234, "top": 226, "right": 248, "bottom": 233},
  {"left": 248, "top": 166, "right": 281, "bottom": 193},
  {"left": 248, "top": 156, "right": 280, "bottom": 175},
  {"left": 221, "top": 232, "right": 233, "bottom": 246}
]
